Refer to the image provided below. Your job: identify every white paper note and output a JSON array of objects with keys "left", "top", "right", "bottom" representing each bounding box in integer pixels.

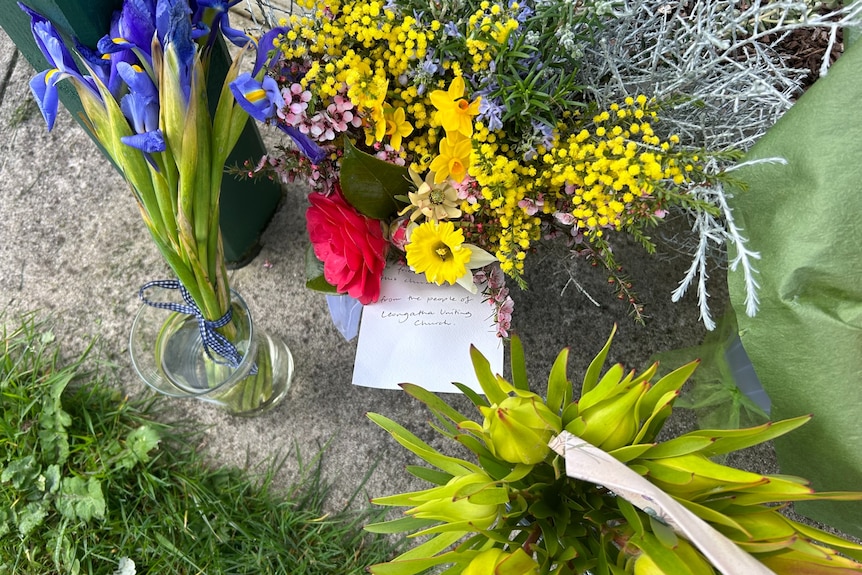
[
  {"left": 352, "top": 263, "right": 504, "bottom": 393},
  {"left": 549, "top": 432, "right": 776, "bottom": 575}
]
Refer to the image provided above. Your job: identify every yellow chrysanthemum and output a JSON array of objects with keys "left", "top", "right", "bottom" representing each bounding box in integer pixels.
[
  {"left": 429, "top": 135, "right": 472, "bottom": 183},
  {"left": 405, "top": 221, "right": 471, "bottom": 285},
  {"left": 429, "top": 76, "right": 481, "bottom": 138}
]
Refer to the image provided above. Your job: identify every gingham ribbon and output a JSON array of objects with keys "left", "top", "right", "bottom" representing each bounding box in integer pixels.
[{"left": 139, "top": 280, "right": 256, "bottom": 374}]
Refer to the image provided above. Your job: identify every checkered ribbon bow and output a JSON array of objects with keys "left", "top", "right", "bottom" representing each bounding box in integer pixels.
[{"left": 139, "top": 280, "right": 257, "bottom": 374}]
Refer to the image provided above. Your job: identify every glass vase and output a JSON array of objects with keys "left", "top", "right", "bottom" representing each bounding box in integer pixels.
[{"left": 129, "top": 289, "right": 293, "bottom": 415}]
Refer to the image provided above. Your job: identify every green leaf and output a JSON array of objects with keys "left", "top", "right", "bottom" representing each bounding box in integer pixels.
[
  {"left": 616, "top": 498, "right": 644, "bottom": 536},
  {"left": 1, "top": 455, "right": 38, "bottom": 490},
  {"left": 582, "top": 325, "right": 617, "bottom": 396},
  {"left": 648, "top": 514, "right": 678, "bottom": 548},
  {"left": 694, "top": 415, "right": 811, "bottom": 457},
  {"left": 401, "top": 383, "right": 468, "bottom": 425},
  {"left": 452, "top": 382, "right": 490, "bottom": 408},
  {"left": 629, "top": 533, "right": 696, "bottom": 575},
  {"left": 639, "top": 360, "right": 699, "bottom": 419},
  {"left": 367, "top": 413, "right": 480, "bottom": 475},
  {"left": 470, "top": 346, "right": 507, "bottom": 404},
  {"left": 340, "top": 138, "right": 410, "bottom": 220},
  {"left": 546, "top": 347, "right": 571, "bottom": 414},
  {"left": 305, "top": 244, "right": 339, "bottom": 293},
  {"left": 406, "top": 465, "right": 453, "bottom": 486},
  {"left": 114, "top": 425, "right": 161, "bottom": 470},
  {"left": 364, "top": 516, "right": 439, "bottom": 534},
  {"left": 18, "top": 501, "right": 49, "bottom": 537},
  {"left": 56, "top": 476, "right": 106, "bottom": 522},
  {"left": 640, "top": 436, "right": 717, "bottom": 460}
]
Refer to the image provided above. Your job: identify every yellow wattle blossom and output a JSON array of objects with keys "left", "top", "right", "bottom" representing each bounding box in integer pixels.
[
  {"left": 405, "top": 220, "right": 472, "bottom": 285},
  {"left": 429, "top": 76, "right": 481, "bottom": 138},
  {"left": 429, "top": 135, "right": 472, "bottom": 183},
  {"left": 384, "top": 106, "right": 413, "bottom": 150}
]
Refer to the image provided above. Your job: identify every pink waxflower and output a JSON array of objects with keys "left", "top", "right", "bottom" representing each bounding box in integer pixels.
[
  {"left": 496, "top": 297, "right": 515, "bottom": 338},
  {"left": 327, "top": 95, "right": 362, "bottom": 131},
  {"left": 306, "top": 187, "right": 388, "bottom": 304},
  {"left": 279, "top": 83, "right": 312, "bottom": 125}
]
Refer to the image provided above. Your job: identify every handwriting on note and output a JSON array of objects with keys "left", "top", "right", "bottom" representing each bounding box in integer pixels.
[{"left": 352, "top": 264, "right": 503, "bottom": 393}]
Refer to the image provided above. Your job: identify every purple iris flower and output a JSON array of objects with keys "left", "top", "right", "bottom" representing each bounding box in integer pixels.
[
  {"left": 252, "top": 26, "right": 287, "bottom": 76},
  {"left": 230, "top": 73, "right": 283, "bottom": 122},
  {"left": 156, "top": 0, "right": 196, "bottom": 103},
  {"left": 192, "top": 0, "right": 252, "bottom": 48},
  {"left": 279, "top": 125, "right": 325, "bottom": 164},
  {"left": 18, "top": 2, "right": 99, "bottom": 130},
  {"left": 117, "top": 62, "right": 166, "bottom": 153}
]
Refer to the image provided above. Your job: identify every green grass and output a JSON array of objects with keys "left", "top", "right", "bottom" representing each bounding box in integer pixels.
[{"left": 0, "top": 313, "right": 400, "bottom": 574}]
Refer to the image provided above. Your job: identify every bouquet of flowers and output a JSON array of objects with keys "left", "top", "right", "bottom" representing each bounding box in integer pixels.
[
  {"left": 21, "top": 0, "right": 291, "bottom": 413},
  {"left": 234, "top": 0, "right": 740, "bottom": 335},
  {"left": 364, "top": 330, "right": 862, "bottom": 574}
]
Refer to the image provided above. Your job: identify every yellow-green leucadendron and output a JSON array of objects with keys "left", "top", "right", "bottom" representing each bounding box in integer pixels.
[{"left": 366, "top": 327, "right": 862, "bottom": 575}]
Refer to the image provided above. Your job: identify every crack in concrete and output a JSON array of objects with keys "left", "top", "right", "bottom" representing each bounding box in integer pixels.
[{"left": 0, "top": 48, "right": 20, "bottom": 110}]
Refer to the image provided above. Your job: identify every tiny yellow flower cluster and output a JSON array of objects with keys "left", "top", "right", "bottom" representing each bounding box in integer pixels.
[
  {"left": 277, "top": 0, "right": 439, "bottom": 157},
  {"left": 462, "top": 96, "right": 696, "bottom": 275},
  {"left": 465, "top": 2, "right": 520, "bottom": 71},
  {"left": 469, "top": 124, "right": 542, "bottom": 275},
  {"left": 539, "top": 96, "right": 690, "bottom": 237}
]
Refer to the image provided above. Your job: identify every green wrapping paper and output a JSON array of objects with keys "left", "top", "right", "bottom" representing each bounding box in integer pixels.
[{"left": 726, "top": 40, "right": 862, "bottom": 538}]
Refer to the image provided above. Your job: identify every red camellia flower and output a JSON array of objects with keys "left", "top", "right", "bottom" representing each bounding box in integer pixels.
[{"left": 306, "top": 188, "right": 388, "bottom": 304}]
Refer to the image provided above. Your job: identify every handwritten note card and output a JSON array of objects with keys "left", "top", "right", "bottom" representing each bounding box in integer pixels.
[{"left": 352, "top": 264, "right": 504, "bottom": 393}]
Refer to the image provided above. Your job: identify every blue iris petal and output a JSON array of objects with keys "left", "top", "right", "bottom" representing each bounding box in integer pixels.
[
  {"left": 280, "top": 125, "right": 326, "bottom": 164},
  {"left": 29, "top": 69, "right": 62, "bottom": 130},
  {"left": 193, "top": 0, "right": 251, "bottom": 47},
  {"left": 229, "top": 73, "right": 283, "bottom": 123},
  {"left": 253, "top": 26, "right": 286, "bottom": 76},
  {"left": 121, "top": 131, "right": 167, "bottom": 153},
  {"left": 19, "top": 4, "right": 100, "bottom": 130},
  {"left": 156, "top": 0, "right": 195, "bottom": 103}
]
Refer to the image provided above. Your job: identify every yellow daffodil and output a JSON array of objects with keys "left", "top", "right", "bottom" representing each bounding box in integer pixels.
[
  {"left": 429, "top": 75, "right": 481, "bottom": 138},
  {"left": 399, "top": 168, "right": 461, "bottom": 222},
  {"left": 405, "top": 221, "right": 471, "bottom": 285},
  {"left": 384, "top": 106, "right": 413, "bottom": 150},
  {"left": 365, "top": 102, "right": 387, "bottom": 146},
  {"left": 429, "top": 134, "right": 472, "bottom": 183}
]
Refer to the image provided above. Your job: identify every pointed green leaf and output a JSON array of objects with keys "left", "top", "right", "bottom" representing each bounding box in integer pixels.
[
  {"left": 406, "top": 465, "right": 453, "bottom": 486},
  {"left": 367, "top": 413, "right": 480, "bottom": 475},
  {"left": 608, "top": 443, "right": 656, "bottom": 463},
  {"left": 640, "top": 436, "right": 717, "bottom": 460},
  {"left": 341, "top": 138, "right": 410, "bottom": 219},
  {"left": 582, "top": 325, "right": 617, "bottom": 395},
  {"left": 579, "top": 363, "right": 625, "bottom": 411},
  {"left": 401, "top": 383, "right": 468, "bottom": 425},
  {"left": 629, "top": 533, "right": 696, "bottom": 575},
  {"left": 695, "top": 415, "right": 811, "bottom": 457},
  {"left": 364, "top": 516, "right": 439, "bottom": 534},
  {"left": 617, "top": 497, "right": 644, "bottom": 536},
  {"left": 546, "top": 347, "right": 571, "bottom": 414},
  {"left": 452, "top": 382, "right": 490, "bottom": 408},
  {"left": 639, "top": 360, "right": 699, "bottom": 420},
  {"left": 470, "top": 346, "right": 507, "bottom": 404}
]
